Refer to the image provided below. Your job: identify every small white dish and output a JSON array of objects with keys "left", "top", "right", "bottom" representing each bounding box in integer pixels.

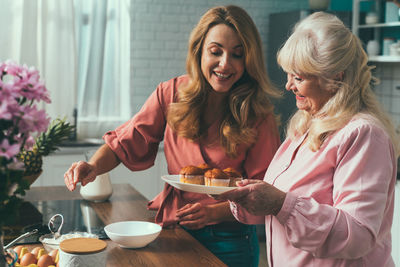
[
  {"left": 104, "top": 221, "right": 162, "bottom": 248},
  {"left": 161, "top": 175, "right": 235, "bottom": 195}
]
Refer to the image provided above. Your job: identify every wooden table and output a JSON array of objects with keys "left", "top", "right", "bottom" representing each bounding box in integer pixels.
[{"left": 23, "top": 184, "right": 227, "bottom": 267}]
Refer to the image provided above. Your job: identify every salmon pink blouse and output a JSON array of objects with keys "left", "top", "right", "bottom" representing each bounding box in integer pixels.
[
  {"left": 103, "top": 75, "right": 281, "bottom": 227},
  {"left": 230, "top": 114, "right": 397, "bottom": 266}
]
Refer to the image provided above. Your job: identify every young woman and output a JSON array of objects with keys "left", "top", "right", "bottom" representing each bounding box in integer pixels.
[{"left": 64, "top": 5, "right": 281, "bottom": 267}]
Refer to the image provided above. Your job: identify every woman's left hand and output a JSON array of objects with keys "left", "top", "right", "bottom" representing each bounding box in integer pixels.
[
  {"left": 176, "top": 203, "right": 211, "bottom": 229},
  {"left": 217, "top": 179, "right": 286, "bottom": 216}
]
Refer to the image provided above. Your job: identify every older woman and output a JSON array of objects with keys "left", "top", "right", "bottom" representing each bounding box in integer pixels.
[
  {"left": 64, "top": 5, "right": 281, "bottom": 267},
  {"left": 219, "top": 12, "right": 399, "bottom": 267}
]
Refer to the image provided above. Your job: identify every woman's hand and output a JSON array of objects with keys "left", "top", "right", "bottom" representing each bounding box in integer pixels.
[
  {"left": 64, "top": 144, "right": 121, "bottom": 192},
  {"left": 217, "top": 179, "right": 286, "bottom": 216},
  {"left": 64, "top": 161, "right": 97, "bottom": 191},
  {"left": 176, "top": 203, "right": 211, "bottom": 229}
]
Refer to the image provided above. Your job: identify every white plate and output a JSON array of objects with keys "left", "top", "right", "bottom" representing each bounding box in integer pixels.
[{"left": 161, "top": 175, "right": 235, "bottom": 195}]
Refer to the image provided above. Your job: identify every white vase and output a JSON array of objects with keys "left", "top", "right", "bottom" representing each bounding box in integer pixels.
[
  {"left": 309, "top": 0, "right": 331, "bottom": 10},
  {"left": 367, "top": 40, "right": 380, "bottom": 56}
]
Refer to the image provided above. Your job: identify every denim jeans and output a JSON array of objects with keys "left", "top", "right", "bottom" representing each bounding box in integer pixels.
[{"left": 183, "top": 223, "right": 259, "bottom": 267}]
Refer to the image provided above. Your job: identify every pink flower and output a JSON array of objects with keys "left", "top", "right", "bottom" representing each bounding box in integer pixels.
[
  {"left": 16, "top": 105, "right": 50, "bottom": 134},
  {"left": 0, "top": 60, "right": 51, "bottom": 103},
  {"left": 24, "top": 136, "right": 35, "bottom": 150},
  {"left": 0, "top": 60, "right": 50, "bottom": 161},
  {"left": 0, "top": 100, "right": 13, "bottom": 120},
  {"left": 0, "top": 139, "right": 21, "bottom": 159}
]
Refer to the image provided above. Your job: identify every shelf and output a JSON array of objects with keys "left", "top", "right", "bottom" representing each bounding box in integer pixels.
[
  {"left": 353, "top": 0, "right": 400, "bottom": 64},
  {"left": 359, "top": 21, "right": 400, "bottom": 28},
  {"left": 368, "top": 55, "right": 400, "bottom": 62}
]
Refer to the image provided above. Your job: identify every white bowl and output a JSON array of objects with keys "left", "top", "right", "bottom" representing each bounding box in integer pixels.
[{"left": 104, "top": 221, "right": 162, "bottom": 248}]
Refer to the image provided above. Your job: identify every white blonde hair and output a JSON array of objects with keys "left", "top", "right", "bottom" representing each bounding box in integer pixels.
[{"left": 277, "top": 12, "right": 399, "bottom": 155}]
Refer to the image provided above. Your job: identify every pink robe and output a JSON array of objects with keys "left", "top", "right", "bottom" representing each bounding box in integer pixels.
[
  {"left": 104, "top": 75, "right": 281, "bottom": 227},
  {"left": 231, "top": 114, "right": 397, "bottom": 266}
]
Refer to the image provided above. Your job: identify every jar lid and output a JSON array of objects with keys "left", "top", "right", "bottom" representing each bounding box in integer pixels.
[{"left": 60, "top": 238, "right": 107, "bottom": 254}]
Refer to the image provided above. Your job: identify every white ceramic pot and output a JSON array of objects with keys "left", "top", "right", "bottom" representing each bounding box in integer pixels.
[
  {"left": 309, "top": 0, "right": 330, "bottom": 10},
  {"left": 59, "top": 238, "right": 107, "bottom": 267}
]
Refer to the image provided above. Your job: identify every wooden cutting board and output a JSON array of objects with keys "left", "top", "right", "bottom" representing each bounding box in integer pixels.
[{"left": 60, "top": 238, "right": 107, "bottom": 254}]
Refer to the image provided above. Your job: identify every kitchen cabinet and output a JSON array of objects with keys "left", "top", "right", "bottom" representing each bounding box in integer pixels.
[
  {"left": 352, "top": 0, "right": 400, "bottom": 62},
  {"left": 32, "top": 146, "right": 168, "bottom": 201}
]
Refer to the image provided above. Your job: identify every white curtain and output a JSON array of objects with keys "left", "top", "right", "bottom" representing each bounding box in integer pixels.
[
  {"left": 0, "top": 0, "right": 77, "bottom": 124},
  {"left": 0, "top": 0, "right": 131, "bottom": 139},
  {"left": 74, "top": 0, "right": 131, "bottom": 139}
]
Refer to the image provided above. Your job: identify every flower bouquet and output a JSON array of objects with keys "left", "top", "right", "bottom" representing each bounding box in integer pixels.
[
  {"left": 0, "top": 60, "right": 51, "bottom": 226},
  {"left": 0, "top": 60, "right": 74, "bottom": 265}
]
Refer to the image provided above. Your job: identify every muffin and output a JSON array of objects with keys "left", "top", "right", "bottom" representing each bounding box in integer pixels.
[
  {"left": 223, "top": 167, "right": 243, "bottom": 187},
  {"left": 198, "top": 163, "right": 212, "bottom": 172},
  {"left": 179, "top": 165, "right": 205, "bottom": 185},
  {"left": 204, "top": 168, "right": 230, "bottom": 187}
]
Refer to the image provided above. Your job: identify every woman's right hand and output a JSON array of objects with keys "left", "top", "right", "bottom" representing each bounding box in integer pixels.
[{"left": 64, "top": 161, "right": 97, "bottom": 191}]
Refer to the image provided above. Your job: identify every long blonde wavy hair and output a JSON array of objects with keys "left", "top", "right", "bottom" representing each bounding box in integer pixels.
[
  {"left": 277, "top": 12, "right": 399, "bottom": 155},
  {"left": 167, "top": 5, "right": 280, "bottom": 157}
]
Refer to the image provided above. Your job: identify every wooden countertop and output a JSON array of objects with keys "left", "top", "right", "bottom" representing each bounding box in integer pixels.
[{"left": 22, "top": 184, "right": 226, "bottom": 267}]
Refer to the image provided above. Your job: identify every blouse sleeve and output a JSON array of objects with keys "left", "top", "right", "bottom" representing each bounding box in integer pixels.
[
  {"left": 275, "top": 122, "right": 397, "bottom": 259},
  {"left": 231, "top": 113, "right": 281, "bottom": 225},
  {"left": 103, "top": 80, "right": 173, "bottom": 171}
]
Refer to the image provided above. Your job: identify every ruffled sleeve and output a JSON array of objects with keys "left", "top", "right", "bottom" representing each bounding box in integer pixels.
[{"left": 103, "top": 78, "right": 176, "bottom": 171}]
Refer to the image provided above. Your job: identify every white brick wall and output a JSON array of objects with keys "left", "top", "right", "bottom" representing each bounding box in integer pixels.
[{"left": 129, "top": 0, "right": 308, "bottom": 114}]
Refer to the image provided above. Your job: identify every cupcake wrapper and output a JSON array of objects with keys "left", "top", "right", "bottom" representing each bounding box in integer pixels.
[
  {"left": 205, "top": 178, "right": 230, "bottom": 187},
  {"left": 180, "top": 175, "right": 204, "bottom": 185}
]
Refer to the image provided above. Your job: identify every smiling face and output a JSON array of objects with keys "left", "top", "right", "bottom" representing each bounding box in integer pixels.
[
  {"left": 200, "top": 24, "right": 245, "bottom": 93},
  {"left": 286, "top": 73, "right": 333, "bottom": 115}
]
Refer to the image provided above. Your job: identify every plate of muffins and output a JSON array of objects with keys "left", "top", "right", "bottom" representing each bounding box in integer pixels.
[{"left": 161, "top": 164, "right": 243, "bottom": 195}]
